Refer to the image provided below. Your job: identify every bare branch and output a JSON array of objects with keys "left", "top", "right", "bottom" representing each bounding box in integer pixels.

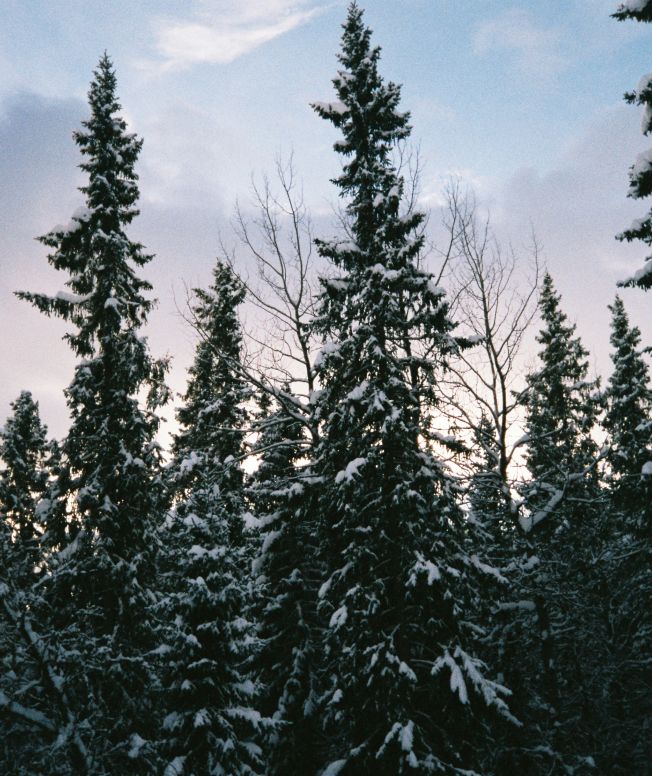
[{"left": 436, "top": 180, "right": 541, "bottom": 490}]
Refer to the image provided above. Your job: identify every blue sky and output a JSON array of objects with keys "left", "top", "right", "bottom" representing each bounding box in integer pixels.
[{"left": 1, "top": 0, "right": 651, "bottom": 437}]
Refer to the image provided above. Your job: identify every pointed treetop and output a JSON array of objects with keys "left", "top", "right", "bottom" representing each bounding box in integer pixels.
[
  {"left": 312, "top": 0, "right": 412, "bottom": 192},
  {"left": 537, "top": 273, "right": 582, "bottom": 342},
  {"left": 17, "top": 52, "right": 156, "bottom": 359}
]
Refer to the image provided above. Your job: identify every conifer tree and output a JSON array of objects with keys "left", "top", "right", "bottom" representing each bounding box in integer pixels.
[
  {"left": 603, "top": 295, "right": 652, "bottom": 516},
  {"left": 171, "top": 260, "right": 249, "bottom": 547},
  {"left": 597, "top": 294, "right": 652, "bottom": 773},
  {"left": 306, "top": 5, "right": 514, "bottom": 773},
  {"left": 613, "top": 1, "right": 652, "bottom": 288},
  {"left": 0, "top": 392, "right": 60, "bottom": 774},
  {"left": 159, "top": 259, "right": 262, "bottom": 776},
  {"left": 606, "top": 13, "right": 652, "bottom": 746},
  {"left": 518, "top": 274, "right": 604, "bottom": 768},
  {"left": 521, "top": 273, "right": 600, "bottom": 526},
  {"left": 17, "top": 54, "right": 169, "bottom": 772},
  {"left": 0, "top": 391, "right": 54, "bottom": 584},
  {"left": 247, "top": 390, "right": 319, "bottom": 775},
  {"left": 248, "top": 391, "right": 306, "bottom": 521}
]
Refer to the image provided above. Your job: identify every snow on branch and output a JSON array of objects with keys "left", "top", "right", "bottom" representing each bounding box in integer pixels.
[{"left": 0, "top": 690, "right": 55, "bottom": 732}]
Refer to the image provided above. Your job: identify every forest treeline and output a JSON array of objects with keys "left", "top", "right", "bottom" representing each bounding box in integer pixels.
[{"left": 1, "top": 3, "right": 651, "bottom": 774}]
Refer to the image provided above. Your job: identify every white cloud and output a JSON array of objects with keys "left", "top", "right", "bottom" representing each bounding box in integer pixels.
[
  {"left": 473, "top": 8, "right": 568, "bottom": 78},
  {"left": 419, "top": 168, "right": 494, "bottom": 210},
  {"left": 147, "top": 0, "right": 326, "bottom": 72},
  {"left": 494, "top": 104, "right": 652, "bottom": 373}
]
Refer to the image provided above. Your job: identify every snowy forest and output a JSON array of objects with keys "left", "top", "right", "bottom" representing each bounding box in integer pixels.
[{"left": 1, "top": 2, "right": 651, "bottom": 774}]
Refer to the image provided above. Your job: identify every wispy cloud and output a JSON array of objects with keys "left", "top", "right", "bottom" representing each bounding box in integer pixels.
[
  {"left": 473, "top": 8, "right": 568, "bottom": 78},
  {"left": 146, "top": 0, "right": 326, "bottom": 72}
]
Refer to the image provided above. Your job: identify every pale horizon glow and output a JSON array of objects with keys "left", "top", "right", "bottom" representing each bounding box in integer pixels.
[{"left": 1, "top": 0, "right": 651, "bottom": 441}]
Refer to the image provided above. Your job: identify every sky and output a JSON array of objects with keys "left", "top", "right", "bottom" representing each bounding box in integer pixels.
[{"left": 1, "top": 0, "right": 651, "bottom": 441}]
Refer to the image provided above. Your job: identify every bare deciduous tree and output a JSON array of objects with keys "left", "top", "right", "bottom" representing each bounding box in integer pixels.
[
  {"left": 437, "top": 181, "right": 541, "bottom": 490},
  {"left": 227, "top": 155, "right": 317, "bottom": 401}
]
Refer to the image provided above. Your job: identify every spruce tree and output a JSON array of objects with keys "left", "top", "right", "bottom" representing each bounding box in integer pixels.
[
  {"left": 613, "top": 1, "right": 652, "bottom": 288},
  {"left": 248, "top": 391, "right": 306, "bottom": 522},
  {"left": 247, "top": 390, "right": 319, "bottom": 775},
  {"left": 17, "top": 54, "right": 169, "bottom": 772},
  {"left": 606, "top": 11, "right": 652, "bottom": 746},
  {"left": 603, "top": 295, "right": 652, "bottom": 517},
  {"left": 159, "top": 260, "right": 262, "bottom": 776},
  {"left": 0, "top": 391, "right": 54, "bottom": 584},
  {"left": 521, "top": 273, "right": 599, "bottom": 526},
  {"left": 597, "top": 296, "right": 652, "bottom": 772},
  {"left": 518, "top": 273, "right": 604, "bottom": 768},
  {"left": 0, "top": 392, "right": 60, "bottom": 774},
  {"left": 307, "top": 5, "right": 514, "bottom": 773}
]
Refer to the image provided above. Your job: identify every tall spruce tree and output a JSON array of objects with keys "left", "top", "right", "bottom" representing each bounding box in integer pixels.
[
  {"left": 518, "top": 273, "right": 603, "bottom": 769},
  {"left": 159, "top": 259, "right": 262, "bottom": 776},
  {"left": 247, "top": 390, "right": 319, "bottom": 775},
  {"left": 306, "top": 5, "right": 514, "bottom": 773},
  {"left": 17, "top": 54, "right": 169, "bottom": 773},
  {"left": 613, "top": 1, "right": 652, "bottom": 288},
  {"left": 598, "top": 295, "right": 652, "bottom": 773},
  {"left": 609, "top": 15, "right": 652, "bottom": 764},
  {"left": 603, "top": 295, "right": 652, "bottom": 517}
]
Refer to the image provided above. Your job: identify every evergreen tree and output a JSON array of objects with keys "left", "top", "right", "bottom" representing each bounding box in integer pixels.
[
  {"left": 596, "top": 296, "right": 652, "bottom": 773},
  {"left": 306, "top": 5, "right": 514, "bottom": 773},
  {"left": 603, "top": 295, "right": 652, "bottom": 517},
  {"left": 248, "top": 391, "right": 305, "bottom": 521},
  {"left": 518, "top": 273, "right": 604, "bottom": 769},
  {"left": 0, "top": 392, "right": 60, "bottom": 774},
  {"left": 613, "top": 1, "right": 652, "bottom": 288},
  {"left": 247, "top": 390, "right": 319, "bottom": 775},
  {"left": 0, "top": 391, "right": 54, "bottom": 584},
  {"left": 521, "top": 273, "right": 600, "bottom": 525},
  {"left": 171, "top": 260, "right": 249, "bottom": 548},
  {"left": 159, "top": 260, "right": 262, "bottom": 776},
  {"left": 17, "top": 54, "right": 169, "bottom": 772}
]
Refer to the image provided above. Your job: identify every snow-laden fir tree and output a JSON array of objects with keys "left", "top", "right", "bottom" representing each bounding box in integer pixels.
[
  {"left": 517, "top": 273, "right": 604, "bottom": 768},
  {"left": 603, "top": 295, "right": 652, "bottom": 517},
  {"left": 0, "top": 391, "right": 55, "bottom": 585},
  {"left": 159, "top": 259, "right": 263, "bottom": 776},
  {"left": 0, "top": 392, "right": 61, "bottom": 774},
  {"left": 246, "top": 390, "right": 320, "bottom": 775},
  {"left": 171, "top": 260, "right": 250, "bottom": 548},
  {"left": 597, "top": 294, "right": 652, "bottom": 773},
  {"left": 521, "top": 273, "right": 600, "bottom": 528},
  {"left": 248, "top": 391, "right": 306, "bottom": 521},
  {"left": 613, "top": 0, "right": 652, "bottom": 288},
  {"left": 17, "top": 54, "right": 169, "bottom": 773},
  {"left": 307, "top": 5, "right": 515, "bottom": 773}
]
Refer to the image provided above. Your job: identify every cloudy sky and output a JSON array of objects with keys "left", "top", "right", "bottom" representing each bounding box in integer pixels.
[{"left": 1, "top": 0, "right": 651, "bottom": 439}]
